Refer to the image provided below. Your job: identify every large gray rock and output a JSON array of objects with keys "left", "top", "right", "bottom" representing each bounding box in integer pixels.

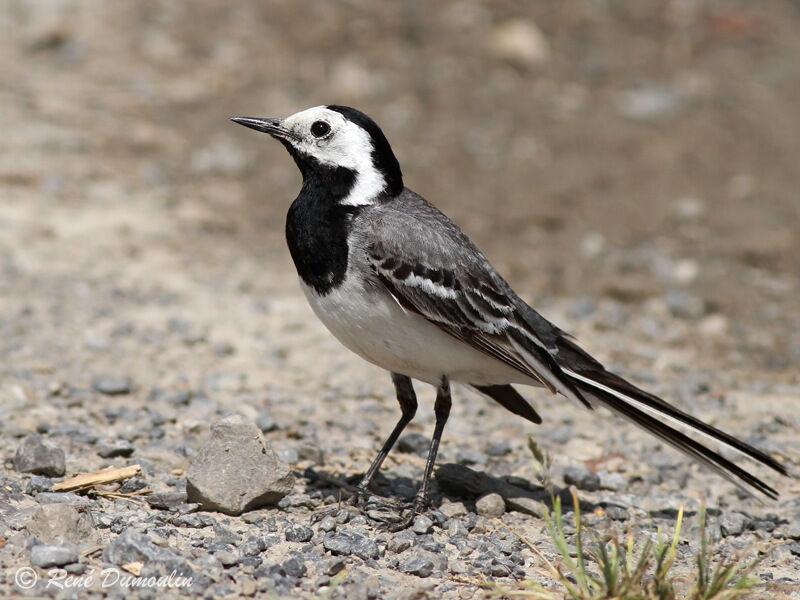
[
  {"left": 14, "top": 434, "right": 66, "bottom": 477},
  {"left": 26, "top": 503, "right": 97, "bottom": 545},
  {"left": 186, "top": 415, "right": 294, "bottom": 515}
]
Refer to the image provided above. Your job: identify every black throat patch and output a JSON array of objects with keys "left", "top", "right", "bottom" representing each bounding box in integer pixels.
[{"left": 284, "top": 153, "right": 363, "bottom": 295}]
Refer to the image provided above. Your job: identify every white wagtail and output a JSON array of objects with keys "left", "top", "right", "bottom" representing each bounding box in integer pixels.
[{"left": 232, "top": 106, "right": 786, "bottom": 522}]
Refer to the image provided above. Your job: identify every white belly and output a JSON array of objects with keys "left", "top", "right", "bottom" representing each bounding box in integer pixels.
[{"left": 300, "top": 277, "right": 530, "bottom": 386}]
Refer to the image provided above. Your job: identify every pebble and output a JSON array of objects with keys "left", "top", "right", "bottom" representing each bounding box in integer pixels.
[
  {"left": 351, "top": 536, "right": 380, "bottom": 560},
  {"left": 719, "top": 512, "right": 750, "bottom": 537},
  {"left": 285, "top": 524, "right": 314, "bottom": 543},
  {"left": 447, "top": 519, "right": 469, "bottom": 538},
  {"left": 14, "top": 434, "right": 66, "bottom": 477},
  {"left": 604, "top": 506, "right": 629, "bottom": 521},
  {"left": 411, "top": 514, "right": 433, "bottom": 535},
  {"left": 400, "top": 556, "right": 435, "bottom": 578},
  {"left": 103, "top": 529, "right": 191, "bottom": 576},
  {"left": 92, "top": 376, "right": 131, "bottom": 395},
  {"left": 439, "top": 500, "right": 468, "bottom": 519},
  {"left": 255, "top": 415, "right": 279, "bottom": 433},
  {"left": 486, "top": 19, "right": 549, "bottom": 66},
  {"left": 387, "top": 531, "right": 415, "bottom": 553},
  {"left": 186, "top": 415, "right": 294, "bottom": 515},
  {"left": 617, "top": 86, "right": 686, "bottom": 120},
  {"left": 30, "top": 544, "right": 79, "bottom": 568},
  {"left": 318, "top": 515, "right": 336, "bottom": 532},
  {"left": 475, "top": 493, "right": 505, "bottom": 518},
  {"left": 485, "top": 441, "right": 511, "bottom": 456},
  {"left": 323, "top": 532, "right": 355, "bottom": 556},
  {"left": 397, "top": 433, "right": 429, "bottom": 456},
  {"left": 324, "top": 557, "right": 347, "bottom": 576},
  {"left": 664, "top": 289, "right": 704, "bottom": 319},
  {"left": 147, "top": 491, "right": 188, "bottom": 510},
  {"left": 97, "top": 438, "right": 135, "bottom": 458},
  {"left": 25, "top": 475, "right": 53, "bottom": 494},
  {"left": 282, "top": 556, "right": 306, "bottom": 578},
  {"left": 563, "top": 466, "right": 600, "bottom": 492},
  {"left": 215, "top": 550, "right": 239, "bottom": 567},
  {"left": 597, "top": 471, "right": 627, "bottom": 492},
  {"left": 456, "top": 449, "right": 487, "bottom": 466}
]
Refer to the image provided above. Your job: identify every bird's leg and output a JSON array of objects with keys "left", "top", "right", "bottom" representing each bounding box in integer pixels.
[
  {"left": 311, "top": 373, "right": 417, "bottom": 525},
  {"left": 390, "top": 376, "right": 451, "bottom": 531},
  {"left": 352, "top": 373, "right": 417, "bottom": 505}
]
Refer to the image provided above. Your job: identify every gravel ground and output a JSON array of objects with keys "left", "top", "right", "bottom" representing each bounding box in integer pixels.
[{"left": 1, "top": 1, "right": 799, "bottom": 598}]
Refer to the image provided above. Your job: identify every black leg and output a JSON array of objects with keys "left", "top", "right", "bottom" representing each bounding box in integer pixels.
[
  {"left": 356, "top": 372, "right": 417, "bottom": 493},
  {"left": 390, "top": 376, "right": 451, "bottom": 530}
]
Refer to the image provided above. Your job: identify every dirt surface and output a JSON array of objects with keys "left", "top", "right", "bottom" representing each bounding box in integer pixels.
[{"left": 1, "top": 1, "right": 799, "bottom": 598}]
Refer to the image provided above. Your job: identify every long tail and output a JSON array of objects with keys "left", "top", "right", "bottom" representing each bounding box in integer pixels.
[{"left": 564, "top": 365, "right": 787, "bottom": 499}]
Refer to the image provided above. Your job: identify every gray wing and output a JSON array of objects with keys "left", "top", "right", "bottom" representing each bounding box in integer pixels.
[
  {"left": 354, "top": 190, "right": 590, "bottom": 408},
  {"left": 354, "top": 191, "right": 787, "bottom": 499}
]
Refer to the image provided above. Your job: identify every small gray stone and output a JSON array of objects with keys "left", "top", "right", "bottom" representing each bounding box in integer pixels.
[
  {"left": 439, "top": 500, "right": 468, "bottom": 519},
  {"left": 323, "top": 533, "right": 354, "bottom": 556},
  {"left": 324, "top": 557, "right": 347, "bottom": 576},
  {"left": 30, "top": 544, "right": 79, "bottom": 568},
  {"left": 119, "top": 477, "right": 147, "bottom": 494},
  {"left": 255, "top": 415, "right": 279, "bottom": 432},
  {"left": 275, "top": 449, "right": 299, "bottom": 464},
  {"left": 26, "top": 475, "right": 53, "bottom": 494},
  {"left": 563, "top": 466, "right": 600, "bottom": 492},
  {"left": 397, "top": 433, "right": 429, "bottom": 456},
  {"left": 475, "top": 493, "right": 505, "bottom": 518},
  {"left": 92, "top": 376, "right": 131, "bottom": 395},
  {"left": 387, "top": 531, "right": 414, "bottom": 553},
  {"left": 35, "top": 492, "right": 89, "bottom": 507},
  {"left": 285, "top": 523, "right": 313, "bottom": 543},
  {"left": 456, "top": 449, "right": 487, "bottom": 466},
  {"left": 351, "top": 536, "right": 380, "bottom": 560},
  {"left": 447, "top": 519, "right": 469, "bottom": 538},
  {"left": 411, "top": 514, "right": 433, "bottom": 534},
  {"left": 485, "top": 441, "right": 511, "bottom": 456},
  {"left": 103, "top": 530, "right": 192, "bottom": 576},
  {"left": 14, "top": 434, "right": 66, "bottom": 477},
  {"left": 719, "top": 512, "right": 750, "bottom": 537},
  {"left": 597, "top": 471, "right": 627, "bottom": 492},
  {"left": 215, "top": 550, "right": 239, "bottom": 567},
  {"left": 186, "top": 415, "right": 294, "bottom": 515},
  {"left": 26, "top": 504, "right": 96, "bottom": 545},
  {"left": 318, "top": 515, "right": 336, "bottom": 532},
  {"left": 97, "top": 439, "right": 134, "bottom": 458},
  {"left": 604, "top": 506, "right": 628, "bottom": 521},
  {"left": 780, "top": 523, "right": 800, "bottom": 540},
  {"left": 664, "top": 289, "right": 704, "bottom": 319},
  {"left": 282, "top": 556, "right": 306, "bottom": 578},
  {"left": 147, "top": 491, "right": 188, "bottom": 510},
  {"left": 400, "top": 556, "right": 434, "bottom": 578}
]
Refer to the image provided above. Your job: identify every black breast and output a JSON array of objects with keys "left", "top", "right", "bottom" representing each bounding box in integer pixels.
[{"left": 284, "top": 163, "right": 363, "bottom": 295}]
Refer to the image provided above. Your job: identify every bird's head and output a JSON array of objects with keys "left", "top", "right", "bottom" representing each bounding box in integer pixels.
[{"left": 232, "top": 105, "right": 403, "bottom": 205}]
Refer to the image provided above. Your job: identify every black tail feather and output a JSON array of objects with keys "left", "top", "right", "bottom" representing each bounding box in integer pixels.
[
  {"left": 571, "top": 378, "right": 783, "bottom": 499},
  {"left": 472, "top": 384, "right": 542, "bottom": 424}
]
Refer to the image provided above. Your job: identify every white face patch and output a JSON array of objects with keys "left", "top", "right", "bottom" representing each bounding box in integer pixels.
[{"left": 282, "top": 106, "right": 386, "bottom": 206}]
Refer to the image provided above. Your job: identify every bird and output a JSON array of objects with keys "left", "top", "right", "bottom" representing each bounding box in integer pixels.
[{"left": 232, "top": 105, "right": 786, "bottom": 525}]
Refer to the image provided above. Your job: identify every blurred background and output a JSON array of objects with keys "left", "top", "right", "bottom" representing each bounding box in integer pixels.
[{"left": 1, "top": 0, "right": 799, "bottom": 389}]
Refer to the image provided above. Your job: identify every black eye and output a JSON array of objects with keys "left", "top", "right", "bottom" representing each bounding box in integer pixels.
[{"left": 311, "top": 121, "right": 331, "bottom": 138}]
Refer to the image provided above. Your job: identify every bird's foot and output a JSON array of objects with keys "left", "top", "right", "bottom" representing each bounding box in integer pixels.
[
  {"left": 309, "top": 484, "right": 403, "bottom": 523},
  {"left": 381, "top": 493, "right": 428, "bottom": 532}
]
